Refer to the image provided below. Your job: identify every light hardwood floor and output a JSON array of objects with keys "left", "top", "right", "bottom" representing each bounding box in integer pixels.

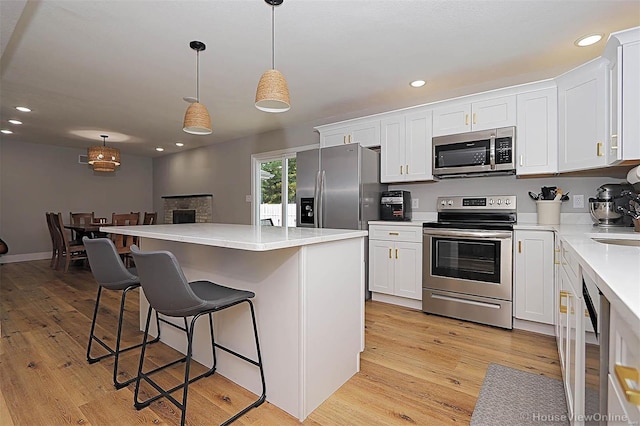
[{"left": 0, "top": 260, "right": 561, "bottom": 425}]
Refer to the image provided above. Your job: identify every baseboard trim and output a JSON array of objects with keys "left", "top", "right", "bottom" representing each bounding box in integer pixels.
[
  {"left": 371, "top": 292, "right": 422, "bottom": 310},
  {"left": 513, "top": 318, "right": 555, "bottom": 336},
  {"left": 0, "top": 252, "right": 50, "bottom": 264}
]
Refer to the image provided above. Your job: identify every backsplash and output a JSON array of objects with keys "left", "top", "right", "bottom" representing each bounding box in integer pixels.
[{"left": 162, "top": 194, "right": 213, "bottom": 224}]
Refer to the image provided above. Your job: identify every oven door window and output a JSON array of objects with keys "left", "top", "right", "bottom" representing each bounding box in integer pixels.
[
  {"left": 434, "top": 139, "right": 491, "bottom": 168},
  {"left": 432, "top": 237, "right": 500, "bottom": 283}
]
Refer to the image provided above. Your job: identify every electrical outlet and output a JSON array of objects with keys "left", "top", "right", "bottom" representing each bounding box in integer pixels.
[
  {"left": 245, "top": 195, "right": 252, "bottom": 203},
  {"left": 573, "top": 194, "right": 584, "bottom": 209},
  {"left": 412, "top": 198, "right": 419, "bottom": 209}
]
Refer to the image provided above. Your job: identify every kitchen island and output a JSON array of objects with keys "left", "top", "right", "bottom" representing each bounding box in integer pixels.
[{"left": 106, "top": 223, "right": 367, "bottom": 421}]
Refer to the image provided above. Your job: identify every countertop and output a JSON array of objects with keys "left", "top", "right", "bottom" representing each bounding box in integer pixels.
[
  {"left": 105, "top": 223, "right": 367, "bottom": 251},
  {"left": 517, "top": 223, "right": 640, "bottom": 325}
]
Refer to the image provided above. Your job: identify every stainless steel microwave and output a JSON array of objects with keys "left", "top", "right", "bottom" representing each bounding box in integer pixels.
[{"left": 432, "top": 126, "right": 516, "bottom": 178}]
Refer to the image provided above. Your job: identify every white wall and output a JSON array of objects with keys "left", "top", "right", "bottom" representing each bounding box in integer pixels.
[{"left": 0, "top": 139, "right": 153, "bottom": 260}]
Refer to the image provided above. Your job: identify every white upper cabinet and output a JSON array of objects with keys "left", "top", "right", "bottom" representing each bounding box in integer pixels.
[
  {"left": 316, "top": 119, "right": 381, "bottom": 148},
  {"left": 516, "top": 86, "right": 558, "bottom": 175},
  {"left": 556, "top": 58, "right": 609, "bottom": 172},
  {"left": 604, "top": 27, "right": 640, "bottom": 165},
  {"left": 380, "top": 108, "right": 433, "bottom": 183},
  {"left": 432, "top": 95, "right": 516, "bottom": 137}
]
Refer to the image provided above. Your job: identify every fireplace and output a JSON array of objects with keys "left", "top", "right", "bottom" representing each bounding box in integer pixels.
[
  {"left": 173, "top": 209, "right": 196, "bottom": 224},
  {"left": 162, "top": 194, "right": 213, "bottom": 224}
]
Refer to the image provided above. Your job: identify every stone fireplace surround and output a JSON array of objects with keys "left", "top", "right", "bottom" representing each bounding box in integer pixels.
[{"left": 162, "top": 194, "right": 213, "bottom": 224}]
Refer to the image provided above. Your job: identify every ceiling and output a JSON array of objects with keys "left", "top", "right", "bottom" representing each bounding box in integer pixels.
[{"left": 1, "top": 1, "right": 639, "bottom": 158}]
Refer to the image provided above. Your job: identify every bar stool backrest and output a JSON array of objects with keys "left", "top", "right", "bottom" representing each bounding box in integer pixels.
[
  {"left": 130, "top": 245, "right": 205, "bottom": 317},
  {"left": 83, "top": 237, "right": 139, "bottom": 290}
]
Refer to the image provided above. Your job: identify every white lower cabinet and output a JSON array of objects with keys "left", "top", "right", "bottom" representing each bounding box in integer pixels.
[
  {"left": 514, "top": 230, "right": 555, "bottom": 324},
  {"left": 368, "top": 224, "right": 422, "bottom": 301},
  {"left": 608, "top": 304, "right": 640, "bottom": 424}
]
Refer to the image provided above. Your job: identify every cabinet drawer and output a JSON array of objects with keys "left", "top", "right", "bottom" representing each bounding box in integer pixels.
[
  {"left": 369, "top": 225, "right": 422, "bottom": 242},
  {"left": 560, "top": 240, "right": 579, "bottom": 280}
]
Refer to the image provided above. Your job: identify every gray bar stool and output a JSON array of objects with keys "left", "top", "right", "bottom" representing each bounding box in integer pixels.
[
  {"left": 83, "top": 237, "right": 160, "bottom": 389},
  {"left": 130, "top": 245, "right": 266, "bottom": 426}
]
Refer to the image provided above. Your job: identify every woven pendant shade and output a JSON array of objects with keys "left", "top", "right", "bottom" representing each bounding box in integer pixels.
[
  {"left": 87, "top": 136, "right": 120, "bottom": 172},
  {"left": 183, "top": 102, "right": 212, "bottom": 135},
  {"left": 255, "top": 69, "right": 290, "bottom": 113}
]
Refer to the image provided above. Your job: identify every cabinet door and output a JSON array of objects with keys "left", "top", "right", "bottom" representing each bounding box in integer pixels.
[
  {"left": 516, "top": 88, "right": 558, "bottom": 175},
  {"left": 620, "top": 41, "right": 640, "bottom": 162},
  {"left": 432, "top": 103, "right": 471, "bottom": 136},
  {"left": 471, "top": 95, "right": 516, "bottom": 131},
  {"left": 609, "top": 306, "right": 640, "bottom": 423},
  {"left": 514, "top": 230, "right": 554, "bottom": 324},
  {"left": 380, "top": 115, "right": 406, "bottom": 183},
  {"left": 321, "top": 127, "right": 348, "bottom": 148},
  {"left": 393, "top": 241, "right": 422, "bottom": 300},
  {"left": 369, "top": 240, "right": 394, "bottom": 295},
  {"left": 404, "top": 109, "right": 433, "bottom": 181},
  {"left": 351, "top": 120, "right": 381, "bottom": 148},
  {"left": 557, "top": 59, "right": 608, "bottom": 172},
  {"left": 558, "top": 266, "right": 570, "bottom": 375}
]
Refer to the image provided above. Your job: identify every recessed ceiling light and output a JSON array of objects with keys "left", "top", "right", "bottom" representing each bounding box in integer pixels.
[
  {"left": 8, "top": 119, "right": 22, "bottom": 125},
  {"left": 175, "top": 142, "right": 184, "bottom": 147},
  {"left": 15, "top": 106, "right": 31, "bottom": 112},
  {"left": 156, "top": 147, "right": 164, "bottom": 152},
  {"left": 1, "top": 129, "right": 13, "bottom": 134},
  {"left": 410, "top": 80, "right": 426, "bottom": 88},
  {"left": 575, "top": 34, "right": 603, "bottom": 47}
]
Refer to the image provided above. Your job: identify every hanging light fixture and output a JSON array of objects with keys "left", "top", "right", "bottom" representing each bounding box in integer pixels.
[
  {"left": 183, "top": 41, "right": 212, "bottom": 135},
  {"left": 88, "top": 134, "right": 121, "bottom": 172},
  {"left": 255, "top": 0, "right": 290, "bottom": 113}
]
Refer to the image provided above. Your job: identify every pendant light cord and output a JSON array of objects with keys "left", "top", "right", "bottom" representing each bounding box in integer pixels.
[
  {"left": 271, "top": 5, "right": 275, "bottom": 70},
  {"left": 196, "top": 49, "right": 200, "bottom": 103}
]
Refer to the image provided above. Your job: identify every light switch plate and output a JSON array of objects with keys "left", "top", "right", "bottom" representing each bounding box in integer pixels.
[
  {"left": 245, "top": 195, "right": 252, "bottom": 203},
  {"left": 412, "top": 198, "right": 419, "bottom": 209},
  {"left": 573, "top": 194, "right": 584, "bottom": 209}
]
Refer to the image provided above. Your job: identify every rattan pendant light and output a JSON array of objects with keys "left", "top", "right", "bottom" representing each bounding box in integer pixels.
[
  {"left": 183, "top": 41, "right": 212, "bottom": 135},
  {"left": 255, "top": 0, "right": 290, "bottom": 113},
  {"left": 88, "top": 134, "right": 120, "bottom": 172}
]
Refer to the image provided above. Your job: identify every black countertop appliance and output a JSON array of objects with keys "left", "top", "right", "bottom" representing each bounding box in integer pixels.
[{"left": 380, "top": 190, "right": 412, "bottom": 221}]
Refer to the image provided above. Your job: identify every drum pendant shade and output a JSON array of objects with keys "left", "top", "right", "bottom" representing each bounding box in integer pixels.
[
  {"left": 255, "top": 0, "right": 290, "bottom": 113},
  {"left": 88, "top": 135, "right": 120, "bottom": 172}
]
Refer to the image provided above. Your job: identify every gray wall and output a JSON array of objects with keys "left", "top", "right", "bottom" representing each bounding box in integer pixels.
[
  {"left": 152, "top": 123, "right": 319, "bottom": 224},
  {"left": 0, "top": 139, "right": 153, "bottom": 258}
]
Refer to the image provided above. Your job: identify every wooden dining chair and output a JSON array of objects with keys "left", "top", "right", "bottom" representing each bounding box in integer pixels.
[
  {"left": 70, "top": 212, "right": 95, "bottom": 242},
  {"left": 111, "top": 213, "right": 139, "bottom": 266},
  {"left": 142, "top": 212, "right": 157, "bottom": 225},
  {"left": 45, "top": 212, "right": 59, "bottom": 268},
  {"left": 51, "top": 212, "right": 87, "bottom": 272},
  {"left": 130, "top": 212, "right": 141, "bottom": 224}
]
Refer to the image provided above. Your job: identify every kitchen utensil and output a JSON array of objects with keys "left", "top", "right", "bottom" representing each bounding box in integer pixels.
[
  {"left": 528, "top": 191, "right": 539, "bottom": 201},
  {"left": 561, "top": 193, "right": 570, "bottom": 201}
]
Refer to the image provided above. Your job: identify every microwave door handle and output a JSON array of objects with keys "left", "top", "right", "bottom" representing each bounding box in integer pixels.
[{"left": 489, "top": 133, "right": 496, "bottom": 170}]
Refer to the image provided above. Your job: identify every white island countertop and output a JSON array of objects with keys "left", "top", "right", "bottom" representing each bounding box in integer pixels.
[{"left": 105, "top": 223, "right": 367, "bottom": 251}]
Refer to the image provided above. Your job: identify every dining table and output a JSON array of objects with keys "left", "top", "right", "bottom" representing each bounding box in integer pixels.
[{"left": 64, "top": 222, "right": 112, "bottom": 239}]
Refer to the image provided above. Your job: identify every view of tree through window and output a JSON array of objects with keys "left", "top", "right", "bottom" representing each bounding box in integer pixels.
[{"left": 260, "top": 159, "right": 296, "bottom": 203}]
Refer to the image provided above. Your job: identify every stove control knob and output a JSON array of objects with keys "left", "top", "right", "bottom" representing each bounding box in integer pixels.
[
  {"left": 505, "top": 199, "right": 511, "bottom": 205},
  {"left": 447, "top": 200, "right": 453, "bottom": 206},
  {"left": 497, "top": 199, "right": 502, "bottom": 205},
  {"left": 440, "top": 200, "right": 446, "bottom": 206},
  {"left": 488, "top": 198, "right": 494, "bottom": 205}
]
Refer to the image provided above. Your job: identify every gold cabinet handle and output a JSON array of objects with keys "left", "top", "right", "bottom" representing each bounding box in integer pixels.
[
  {"left": 388, "top": 232, "right": 399, "bottom": 236},
  {"left": 611, "top": 134, "right": 618, "bottom": 149},
  {"left": 473, "top": 112, "right": 477, "bottom": 125},
  {"left": 554, "top": 249, "right": 560, "bottom": 265},
  {"left": 395, "top": 248, "right": 398, "bottom": 259},
  {"left": 597, "top": 142, "right": 604, "bottom": 157},
  {"left": 343, "top": 136, "right": 347, "bottom": 144},
  {"left": 406, "top": 164, "right": 409, "bottom": 174},
  {"left": 388, "top": 248, "right": 392, "bottom": 259},
  {"left": 348, "top": 134, "right": 352, "bottom": 144},
  {"left": 400, "top": 165, "right": 403, "bottom": 175},
  {"left": 519, "top": 155, "right": 524, "bottom": 167},
  {"left": 518, "top": 241, "right": 522, "bottom": 253},
  {"left": 465, "top": 114, "right": 469, "bottom": 125},
  {"left": 559, "top": 291, "right": 568, "bottom": 314},
  {"left": 614, "top": 365, "right": 640, "bottom": 406}
]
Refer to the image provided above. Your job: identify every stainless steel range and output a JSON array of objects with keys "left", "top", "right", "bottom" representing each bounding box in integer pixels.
[{"left": 422, "top": 195, "right": 516, "bottom": 329}]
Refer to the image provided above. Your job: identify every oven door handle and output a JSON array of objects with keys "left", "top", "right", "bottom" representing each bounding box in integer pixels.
[{"left": 423, "top": 228, "right": 512, "bottom": 239}]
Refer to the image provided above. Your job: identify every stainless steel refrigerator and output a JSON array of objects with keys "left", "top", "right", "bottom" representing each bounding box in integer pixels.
[{"left": 296, "top": 144, "right": 386, "bottom": 298}]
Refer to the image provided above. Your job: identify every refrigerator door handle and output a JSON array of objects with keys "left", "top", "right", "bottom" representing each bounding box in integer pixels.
[
  {"left": 319, "top": 170, "right": 326, "bottom": 228},
  {"left": 313, "top": 170, "right": 321, "bottom": 228}
]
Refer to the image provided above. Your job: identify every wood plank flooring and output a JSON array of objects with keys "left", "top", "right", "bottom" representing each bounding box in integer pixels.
[{"left": 0, "top": 260, "right": 561, "bottom": 425}]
